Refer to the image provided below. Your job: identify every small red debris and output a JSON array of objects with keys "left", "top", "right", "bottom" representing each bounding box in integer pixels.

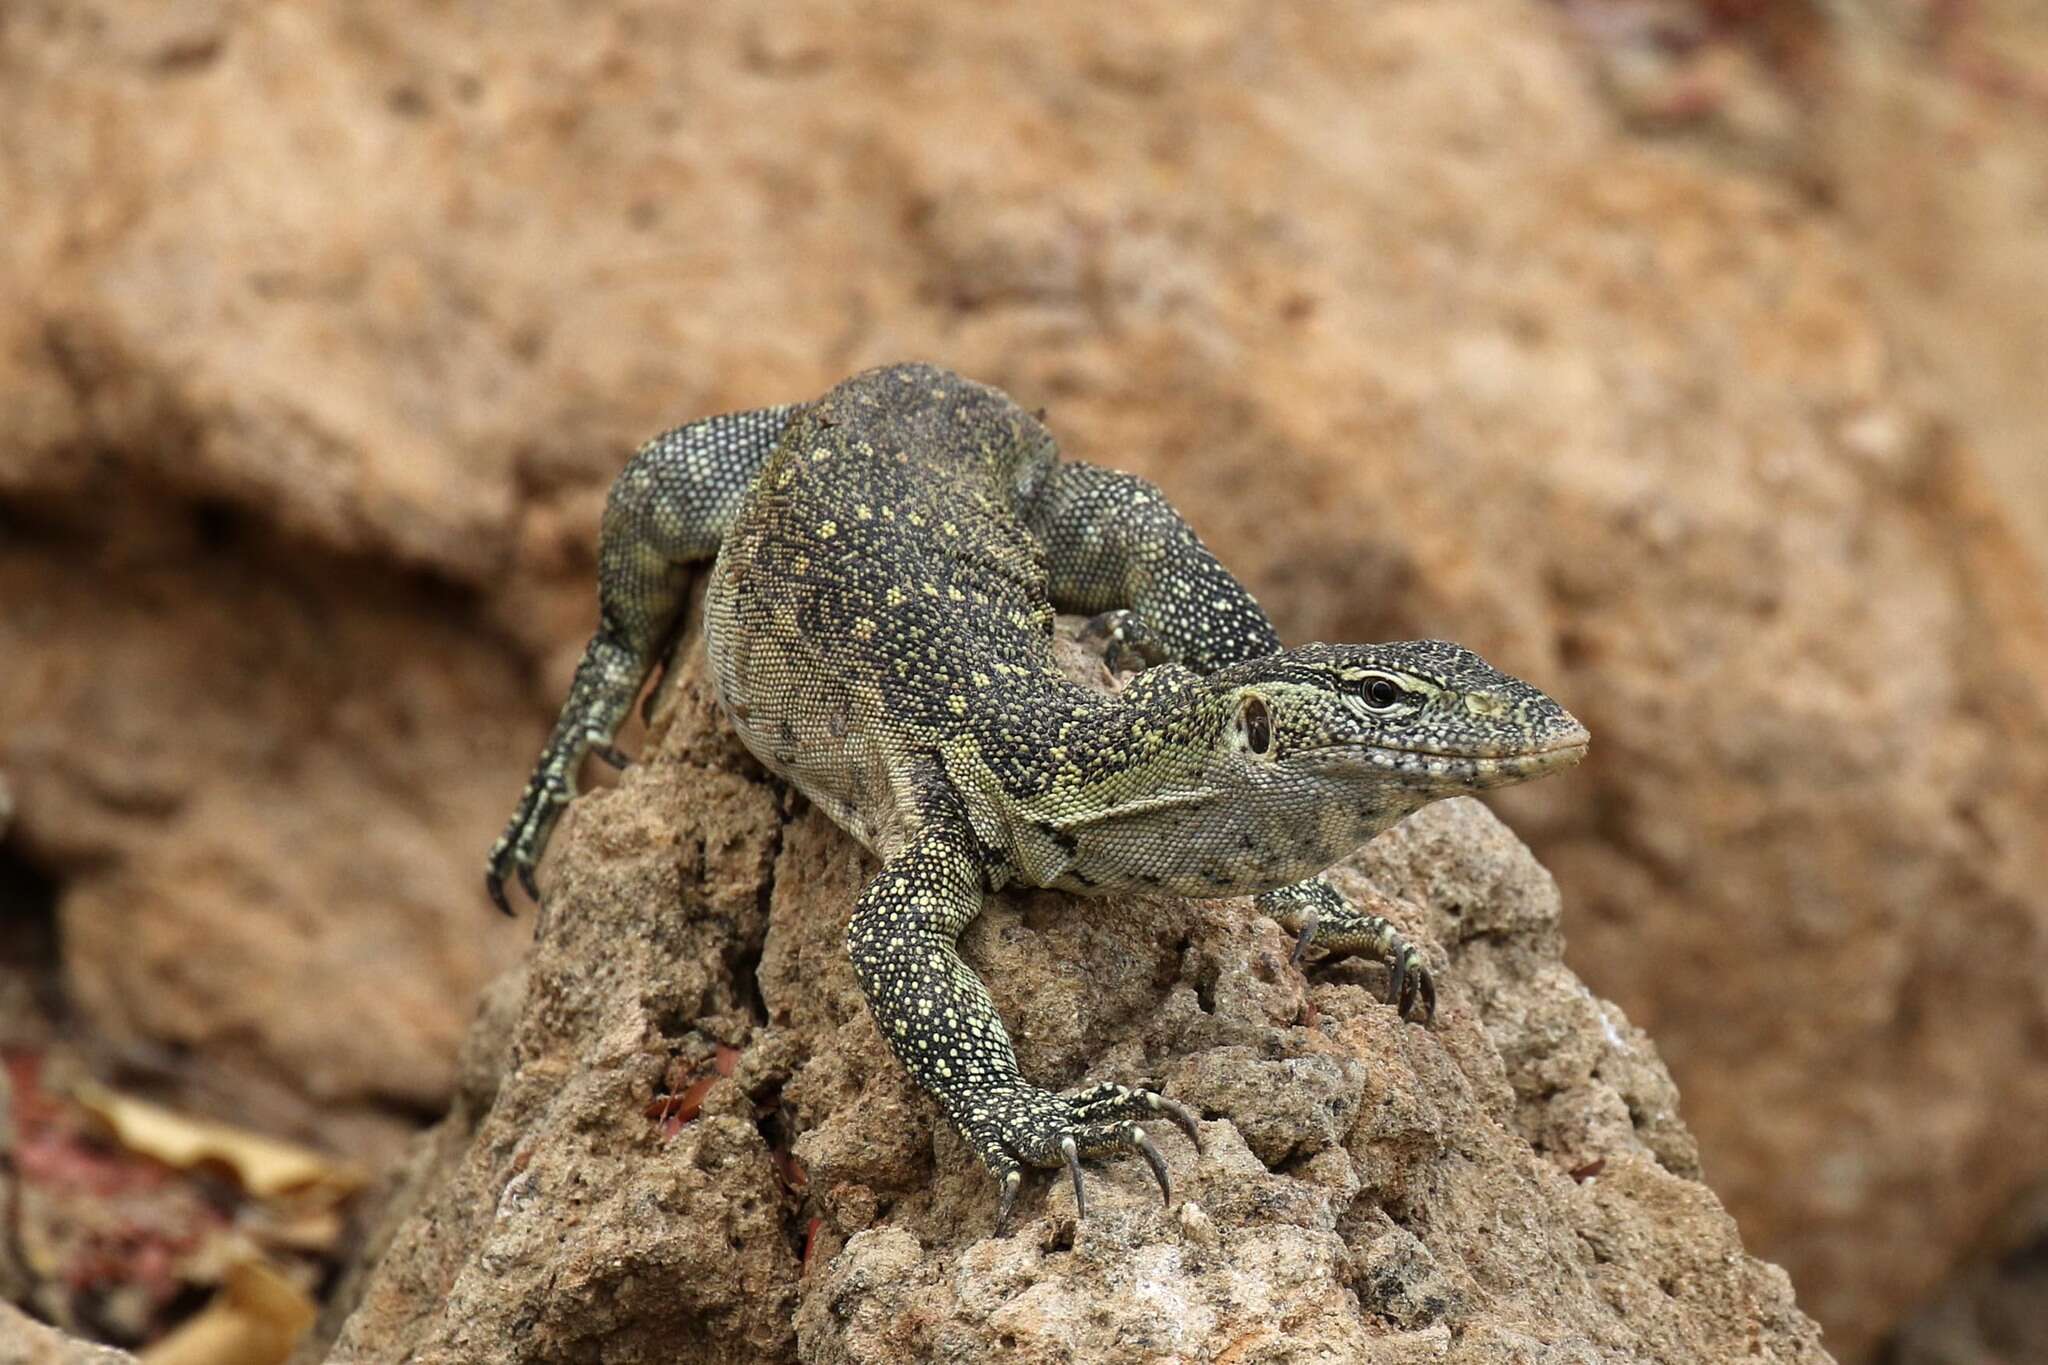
[
  {"left": 647, "top": 1076, "right": 720, "bottom": 1136},
  {"left": 800, "top": 1216, "right": 825, "bottom": 1274}
]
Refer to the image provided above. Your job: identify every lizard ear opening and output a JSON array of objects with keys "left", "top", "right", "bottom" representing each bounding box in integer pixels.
[{"left": 1242, "top": 694, "right": 1272, "bottom": 755}]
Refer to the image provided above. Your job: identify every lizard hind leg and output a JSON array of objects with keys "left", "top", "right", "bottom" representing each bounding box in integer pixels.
[
  {"left": 1024, "top": 461, "right": 1282, "bottom": 675},
  {"left": 485, "top": 404, "right": 793, "bottom": 913}
]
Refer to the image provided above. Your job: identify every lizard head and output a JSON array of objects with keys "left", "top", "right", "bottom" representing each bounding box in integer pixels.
[
  {"left": 1205, "top": 639, "right": 1588, "bottom": 817},
  {"left": 1039, "top": 639, "right": 1585, "bottom": 900}
]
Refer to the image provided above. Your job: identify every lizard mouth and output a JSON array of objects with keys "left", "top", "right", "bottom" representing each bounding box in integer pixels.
[{"left": 1304, "top": 726, "right": 1590, "bottom": 783}]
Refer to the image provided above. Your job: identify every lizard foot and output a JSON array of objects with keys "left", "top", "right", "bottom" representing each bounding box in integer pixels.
[
  {"left": 1259, "top": 877, "right": 1436, "bottom": 1023},
  {"left": 1080, "top": 609, "right": 1173, "bottom": 675},
  {"left": 484, "top": 745, "right": 588, "bottom": 914},
  {"left": 487, "top": 630, "right": 650, "bottom": 914},
  {"left": 959, "top": 1081, "right": 1202, "bottom": 1235}
]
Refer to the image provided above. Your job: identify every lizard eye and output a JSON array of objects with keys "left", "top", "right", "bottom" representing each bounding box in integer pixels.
[
  {"left": 1365, "top": 678, "right": 1402, "bottom": 710},
  {"left": 1242, "top": 695, "right": 1272, "bottom": 754}
]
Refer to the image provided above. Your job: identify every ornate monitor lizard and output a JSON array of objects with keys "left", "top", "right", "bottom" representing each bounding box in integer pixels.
[{"left": 488, "top": 363, "right": 1588, "bottom": 1231}]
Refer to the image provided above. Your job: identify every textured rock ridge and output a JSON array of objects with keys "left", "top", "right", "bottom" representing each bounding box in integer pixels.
[
  {"left": 0, "top": 1302, "right": 136, "bottom": 1365},
  {"left": 320, "top": 614, "right": 1828, "bottom": 1364}
]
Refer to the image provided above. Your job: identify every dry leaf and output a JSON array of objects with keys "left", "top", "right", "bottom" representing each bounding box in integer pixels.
[
  {"left": 73, "top": 1083, "right": 366, "bottom": 1204},
  {"left": 138, "top": 1259, "right": 315, "bottom": 1365}
]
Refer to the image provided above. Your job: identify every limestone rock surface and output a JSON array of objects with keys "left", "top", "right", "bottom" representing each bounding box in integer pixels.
[
  {"left": 318, "top": 619, "right": 1827, "bottom": 1365},
  {"left": 0, "top": 1303, "right": 135, "bottom": 1365}
]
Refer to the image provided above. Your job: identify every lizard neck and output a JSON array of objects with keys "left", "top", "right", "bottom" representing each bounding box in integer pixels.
[{"left": 982, "top": 671, "right": 1404, "bottom": 897}]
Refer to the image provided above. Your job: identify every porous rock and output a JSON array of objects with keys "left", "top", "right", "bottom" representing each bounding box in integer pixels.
[
  {"left": 0, "top": 1302, "right": 135, "bottom": 1365},
  {"left": 320, "top": 618, "right": 1827, "bottom": 1364}
]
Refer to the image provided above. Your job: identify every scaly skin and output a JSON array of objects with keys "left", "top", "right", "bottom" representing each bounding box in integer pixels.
[{"left": 488, "top": 363, "right": 1588, "bottom": 1231}]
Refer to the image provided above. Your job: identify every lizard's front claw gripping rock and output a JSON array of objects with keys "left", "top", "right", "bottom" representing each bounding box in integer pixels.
[
  {"left": 965, "top": 1082, "right": 1204, "bottom": 1234},
  {"left": 484, "top": 629, "right": 650, "bottom": 914},
  {"left": 1259, "top": 876, "right": 1437, "bottom": 1023},
  {"left": 492, "top": 364, "right": 1586, "bottom": 1230}
]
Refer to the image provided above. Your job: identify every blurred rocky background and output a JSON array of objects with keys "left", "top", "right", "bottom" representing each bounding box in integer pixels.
[{"left": 1, "top": 0, "right": 2044, "bottom": 1360}]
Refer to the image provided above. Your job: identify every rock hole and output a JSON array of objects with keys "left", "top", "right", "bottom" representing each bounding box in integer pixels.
[
  {"left": 385, "top": 83, "right": 430, "bottom": 117},
  {"left": 1379, "top": 1195, "right": 1420, "bottom": 1233},
  {"left": 155, "top": 34, "right": 224, "bottom": 73},
  {"left": 650, "top": 1002, "right": 703, "bottom": 1042},
  {"left": 733, "top": 940, "right": 772, "bottom": 1029},
  {"left": 0, "top": 844, "right": 68, "bottom": 1026},
  {"left": 750, "top": 1078, "right": 812, "bottom": 1264},
  {"left": 1273, "top": 1147, "right": 1324, "bottom": 1179},
  {"left": 1997, "top": 1224, "right": 2048, "bottom": 1277},
  {"left": 189, "top": 496, "right": 246, "bottom": 551}
]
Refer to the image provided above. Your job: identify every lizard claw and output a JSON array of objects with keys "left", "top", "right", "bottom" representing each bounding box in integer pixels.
[
  {"left": 994, "top": 1169, "right": 1024, "bottom": 1237},
  {"left": 1290, "top": 915, "right": 1318, "bottom": 967},
  {"left": 1060, "top": 1135, "right": 1087, "bottom": 1220},
  {"left": 1131, "top": 1125, "right": 1172, "bottom": 1206},
  {"left": 593, "top": 743, "right": 631, "bottom": 771},
  {"left": 486, "top": 766, "right": 573, "bottom": 916},
  {"left": 1080, "top": 609, "right": 1172, "bottom": 674},
  {"left": 1152, "top": 1094, "right": 1204, "bottom": 1154},
  {"left": 1412, "top": 959, "right": 1437, "bottom": 1024}
]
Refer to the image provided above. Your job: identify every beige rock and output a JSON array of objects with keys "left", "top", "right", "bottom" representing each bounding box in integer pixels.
[
  {"left": 1817, "top": 0, "right": 2048, "bottom": 580},
  {"left": 0, "top": 1303, "right": 134, "bottom": 1365},
  {"left": 321, "top": 617, "right": 1827, "bottom": 1364},
  {"left": 3, "top": 1, "right": 2045, "bottom": 1355},
  {"left": 1887, "top": 1175, "right": 2048, "bottom": 1365},
  {"left": 0, "top": 512, "right": 533, "bottom": 1160}
]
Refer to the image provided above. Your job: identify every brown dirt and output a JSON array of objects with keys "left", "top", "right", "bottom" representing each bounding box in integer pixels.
[{"left": 3, "top": 1, "right": 2046, "bottom": 1358}]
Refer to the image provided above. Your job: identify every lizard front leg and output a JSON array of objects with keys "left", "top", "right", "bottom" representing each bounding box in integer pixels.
[
  {"left": 1259, "top": 876, "right": 1436, "bottom": 1023},
  {"left": 486, "top": 405, "right": 792, "bottom": 912},
  {"left": 846, "top": 798, "right": 1200, "bottom": 1233}
]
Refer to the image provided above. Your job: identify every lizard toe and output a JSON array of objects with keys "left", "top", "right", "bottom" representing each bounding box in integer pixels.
[{"left": 1061, "top": 1082, "right": 1203, "bottom": 1151}]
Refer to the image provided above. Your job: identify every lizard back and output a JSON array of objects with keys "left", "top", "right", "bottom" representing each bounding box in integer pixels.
[{"left": 704, "top": 363, "right": 1074, "bottom": 855}]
